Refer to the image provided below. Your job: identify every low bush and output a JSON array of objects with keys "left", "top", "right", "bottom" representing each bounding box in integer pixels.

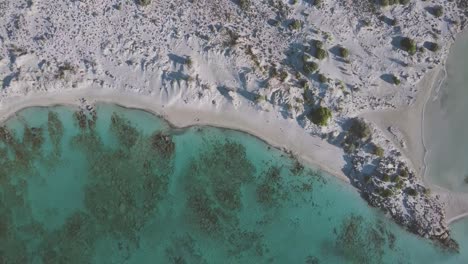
[
  {"left": 373, "top": 145, "right": 384, "bottom": 157},
  {"left": 406, "top": 188, "right": 417, "bottom": 196},
  {"left": 308, "top": 107, "right": 332, "bottom": 126},
  {"left": 401, "top": 37, "right": 417, "bottom": 55},
  {"left": 315, "top": 48, "right": 327, "bottom": 60},
  {"left": 137, "top": 0, "right": 151, "bottom": 6},
  {"left": 348, "top": 118, "right": 371, "bottom": 139},
  {"left": 303, "top": 61, "right": 318, "bottom": 74},
  {"left": 338, "top": 47, "right": 349, "bottom": 58},
  {"left": 392, "top": 74, "right": 401, "bottom": 85}
]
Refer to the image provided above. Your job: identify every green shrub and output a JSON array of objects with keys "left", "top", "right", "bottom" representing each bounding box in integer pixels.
[
  {"left": 400, "top": 168, "right": 409, "bottom": 178},
  {"left": 289, "top": 20, "right": 302, "bottom": 30},
  {"left": 399, "top": 0, "right": 410, "bottom": 4},
  {"left": 338, "top": 47, "right": 349, "bottom": 58},
  {"left": 395, "top": 180, "right": 404, "bottom": 189},
  {"left": 392, "top": 75, "right": 401, "bottom": 85},
  {"left": 313, "top": 40, "right": 323, "bottom": 49},
  {"left": 314, "top": 0, "right": 322, "bottom": 6},
  {"left": 380, "top": 0, "right": 389, "bottom": 7},
  {"left": 315, "top": 48, "right": 327, "bottom": 60},
  {"left": 318, "top": 73, "right": 327, "bottom": 83},
  {"left": 406, "top": 188, "right": 417, "bottom": 196},
  {"left": 303, "top": 61, "right": 318, "bottom": 74},
  {"left": 401, "top": 37, "right": 417, "bottom": 55},
  {"left": 380, "top": 188, "right": 393, "bottom": 198},
  {"left": 373, "top": 145, "right": 384, "bottom": 157},
  {"left": 137, "top": 0, "right": 151, "bottom": 6},
  {"left": 279, "top": 71, "right": 288, "bottom": 82},
  {"left": 348, "top": 118, "right": 371, "bottom": 139},
  {"left": 308, "top": 107, "right": 332, "bottom": 126},
  {"left": 433, "top": 6, "right": 443, "bottom": 17}
]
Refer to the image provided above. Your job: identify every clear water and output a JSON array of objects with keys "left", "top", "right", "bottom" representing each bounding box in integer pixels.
[
  {"left": 1, "top": 104, "right": 467, "bottom": 263},
  {"left": 424, "top": 32, "right": 468, "bottom": 192}
]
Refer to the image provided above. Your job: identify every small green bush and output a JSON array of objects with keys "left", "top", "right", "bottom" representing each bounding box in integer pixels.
[
  {"left": 289, "top": 20, "right": 302, "bottom": 30},
  {"left": 318, "top": 73, "right": 327, "bottom": 83},
  {"left": 392, "top": 75, "right": 401, "bottom": 85},
  {"left": 373, "top": 145, "right": 384, "bottom": 157},
  {"left": 380, "top": 188, "right": 393, "bottom": 198},
  {"left": 348, "top": 118, "right": 371, "bottom": 139},
  {"left": 315, "top": 48, "right": 327, "bottom": 60},
  {"left": 401, "top": 37, "right": 417, "bottom": 55},
  {"left": 137, "top": 0, "right": 151, "bottom": 6},
  {"left": 406, "top": 188, "right": 417, "bottom": 196},
  {"left": 303, "top": 61, "right": 318, "bottom": 74},
  {"left": 308, "top": 107, "right": 332, "bottom": 126},
  {"left": 433, "top": 6, "right": 443, "bottom": 17},
  {"left": 313, "top": 40, "right": 323, "bottom": 49},
  {"left": 338, "top": 47, "right": 349, "bottom": 58}
]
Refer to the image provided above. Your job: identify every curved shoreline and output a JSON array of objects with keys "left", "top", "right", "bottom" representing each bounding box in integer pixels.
[{"left": 0, "top": 87, "right": 349, "bottom": 184}]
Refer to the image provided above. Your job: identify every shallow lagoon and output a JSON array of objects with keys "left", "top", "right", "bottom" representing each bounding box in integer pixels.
[{"left": 0, "top": 104, "right": 467, "bottom": 263}]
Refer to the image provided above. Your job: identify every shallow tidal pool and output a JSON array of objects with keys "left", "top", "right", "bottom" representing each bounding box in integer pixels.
[{"left": 0, "top": 104, "right": 467, "bottom": 263}]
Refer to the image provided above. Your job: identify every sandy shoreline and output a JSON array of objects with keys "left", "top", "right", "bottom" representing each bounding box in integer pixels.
[{"left": 0, "top": 87, "right": 349, "bottom": 184}]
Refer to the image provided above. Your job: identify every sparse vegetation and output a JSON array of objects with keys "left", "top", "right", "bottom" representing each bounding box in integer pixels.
[
  {"left": 392, "top": 74, "right": 401, "bottom": 85},
  {"left": 303, "top": 61, "right": 318, "bottom": 74},
  {"left": 348, "top": 118, "right": 371, "bottom": 139},
  {"left": 137, "top": 0, "right": 151, "bottom": 6},
  {"left": 433, "top": 6, "right": 443, "bottom": 18},
  {"left": 373, "top": 145, "right": 384, "bottom": 157},
  {"left": 185, "top": 56, "right": 193, "bottom": 68},
  {"left": 279, "top": 71, "right": 288, "bottom": 82},
  {"left": 318, "top": 73, "right": 327, "bottom": 83},
  {"left": 315, "top": 48, "right": 327, "bottom": 60},
  {"left": 401, "top": 37, "right": 417, "bottom": 55},
  {"left": 407, "top": 188, "right": 417, "bottom": 196},
  {"left": 338, "top": 46, "right": 349, "bottom": 58},
  {"left": 308, "top": 106, "right": 332, "bottom": 126},
  {"left": 289, "top": 19, "right": 302, "bottom": 30},
  {"left": 380, "top": 188, "right": 393, "bottom": 198}
]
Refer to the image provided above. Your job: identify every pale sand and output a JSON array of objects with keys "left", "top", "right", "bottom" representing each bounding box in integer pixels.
[{"left": 0, "top": 87, "right": 349, "bottom": 184}]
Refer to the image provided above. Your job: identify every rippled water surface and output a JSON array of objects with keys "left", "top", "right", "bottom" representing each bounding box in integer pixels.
[{"left": 1, "top": 104, "right": 467, "bottom": 263}]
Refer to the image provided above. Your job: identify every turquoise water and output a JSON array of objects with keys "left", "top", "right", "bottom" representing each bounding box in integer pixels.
[{"left": 1, "top": 104, "right": 467, "bottom": 263}]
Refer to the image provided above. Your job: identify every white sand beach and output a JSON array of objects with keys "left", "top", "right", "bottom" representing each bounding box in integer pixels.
[{"left": 0, "top": 87, "right": 349, "bottom": 183}]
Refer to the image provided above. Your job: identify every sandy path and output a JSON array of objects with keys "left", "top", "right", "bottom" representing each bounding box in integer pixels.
[{"left": 0, "top": 87, "right": 349, "bottom": 184}]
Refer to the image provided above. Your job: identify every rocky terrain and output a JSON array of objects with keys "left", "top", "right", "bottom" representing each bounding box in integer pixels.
[{"left": 0, "top": 0, "right": 467, "bottom": 251}]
